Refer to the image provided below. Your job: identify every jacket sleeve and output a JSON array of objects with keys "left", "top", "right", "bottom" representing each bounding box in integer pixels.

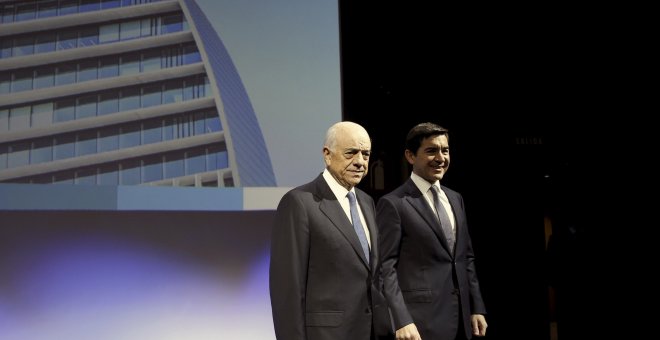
[
  {"left": 458, "top": 194, "right": 487, "bottom": 315},
  {"left": 269, "top": 192, "right": 310, "bottom": 340},
  {"left": 376, "top": 196, "right": 414, "bottom": 330}
]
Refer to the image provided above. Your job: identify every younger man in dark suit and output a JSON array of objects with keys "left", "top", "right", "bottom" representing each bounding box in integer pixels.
[{"left": 377, "top": 122, "right": 487, "bottom": 340}]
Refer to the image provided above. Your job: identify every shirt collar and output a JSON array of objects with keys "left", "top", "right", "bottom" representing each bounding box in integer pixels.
[{"left": 410, "top": 172, "right": 440, "bottom": 194}]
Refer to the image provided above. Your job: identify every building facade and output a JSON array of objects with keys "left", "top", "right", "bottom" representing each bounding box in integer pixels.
[{"left": 0, "top": 0, "right": 275, "bottom": 187}]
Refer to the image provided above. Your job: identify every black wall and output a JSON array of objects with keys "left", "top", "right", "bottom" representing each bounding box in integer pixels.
[{"left": 339, "top": 3, "right": 601, "bottom": 339}]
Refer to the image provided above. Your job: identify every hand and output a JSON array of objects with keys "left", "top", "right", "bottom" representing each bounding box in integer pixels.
[
  {"left": 471, "top": 314, "right": 487, "bottom": 337},
  {"left": 396, "top": 323, "right": 422, "bottom": 340}
]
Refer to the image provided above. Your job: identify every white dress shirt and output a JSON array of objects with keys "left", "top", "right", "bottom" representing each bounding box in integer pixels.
[
  {"left": 410, "top": 172, "right": 456, "bottom": 232},
  {"left": 322, "top": 169, "right": 371, "bottom": 248}
]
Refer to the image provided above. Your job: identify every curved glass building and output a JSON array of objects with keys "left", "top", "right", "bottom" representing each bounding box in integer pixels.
[{"left": 0, "top": 0, "right": 276, "bottom": 187}]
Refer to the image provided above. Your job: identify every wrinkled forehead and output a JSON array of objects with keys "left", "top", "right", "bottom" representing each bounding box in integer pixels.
[{"left": 336, "top": 130, "right": 371, "bottom": 150}]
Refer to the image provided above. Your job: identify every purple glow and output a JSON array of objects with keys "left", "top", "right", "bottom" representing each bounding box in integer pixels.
[{"left": 0, "top": 211, "right": 277, "bottom": 340}]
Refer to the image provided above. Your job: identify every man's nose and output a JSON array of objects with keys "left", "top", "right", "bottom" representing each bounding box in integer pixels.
[{"left": 354, "top": 153, "right": 368, "bottom": 166}]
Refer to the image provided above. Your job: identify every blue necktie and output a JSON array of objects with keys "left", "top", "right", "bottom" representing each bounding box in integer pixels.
[
  {"left": 347, "top": 191, "right": 370, "bottom": 264},
  {"left": 431, "top": 185, "right": 455, "bottom": 254}
]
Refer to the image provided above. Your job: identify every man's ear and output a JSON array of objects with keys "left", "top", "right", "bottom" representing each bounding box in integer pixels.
[
  {"left": 404, "top": 149, "right": 415, "bottom": 165},
  {"left": 323, "top": 147, "right": 331, "bottom": 163}
]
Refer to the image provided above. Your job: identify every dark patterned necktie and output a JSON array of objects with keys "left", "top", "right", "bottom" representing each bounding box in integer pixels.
[
  {"left": 431, "top": 185, "right": 455, "bottom": 254},
  {"left": 347, "top": 191, "right": 370, "bottom": 264}
]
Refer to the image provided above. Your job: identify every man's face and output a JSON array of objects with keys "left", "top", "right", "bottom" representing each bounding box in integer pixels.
[
  {"left": 406, "top": 134, "right": 450, "bottom": 183},
  {"left": 324, "top": 128, "right": 371, "bottom": 190}
]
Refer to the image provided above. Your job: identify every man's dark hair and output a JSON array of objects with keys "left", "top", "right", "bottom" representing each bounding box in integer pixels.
[{"left": 405, "top": 122, "right": 449, "bottom": 154}]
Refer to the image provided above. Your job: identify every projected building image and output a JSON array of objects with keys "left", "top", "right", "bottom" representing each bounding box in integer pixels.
[{"left": 0, "top": 0, "right": 275, "bottom": 187}]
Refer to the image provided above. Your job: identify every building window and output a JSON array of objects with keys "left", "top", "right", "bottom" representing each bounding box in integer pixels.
[
  {"left": 75, "top": 168, "right": 97, "bottom": 185},
  {"left": 193, "top": 112, "right": 205, "bottom": 135},
  {"left": 57, "top": 30, "right": 78, "bottom": 50},
  {"left": 8, "top": 142, "right": 30, "bottom": 168},
  {"left": 78, "top": 59, "right": 98, "bottom": 82},
  {"left": 12, "top": 69, "right": 33, "bottom": 92},
  {"left": 163, "top": 81, "right": 183, "bottom": 104},
  {"left": 34, "top": 67, "right": 55, "bottom": 89},
  {"left": 0, "top": 145, "right": 7, "bottom": 170},
  {"left": 0, "top": 73, "right": 9, "bottom": 94},
  {"left": 119, "top": 87, "right": 140, "bottom": 111},
  {"left": 37, "top": 1, "right": 58, "bottom": 18},
  {"left": 120, "top": 125, "right": 140, "bottom": 148},
  {"left": 0, "top": 109, "right": 8, "bottom": 132},
  {"left": 76, "top": 95, "right": 97, "bottom": 119},
  {"left": 98, "top": 92, "right": 119, "bottom": 115},
  {"left": 54, "top": 135, "right": 75, "bottom": 160},
  {"left": 165, "top": 153, "right": 184, "bottom": 178},
  {"left": 140, "top": 18, "right": 154, "bottom": 37},
  {"left": 79, "top": 0, "right": 100, "bottom": 13},
  {"left": 99, "top": 56, "right": 119, "bottom": 78},
  {"left": 31, "top": 138, "right": 53, "bottom": 164},
  {"left": 35, "top": 33, "right": 57, "bottom": 53},
  {"left": 15, "top": 4, "right": 36, "bottom": 22},
  {"left": 101, "top": 0, "right": 121, "bottom": 10},
  {"left": 141, "top": 85, "right": 161, "bottom": 108},
  {"left": 183, "top": 45, "right": 202, "bottom": 64},
  {"left": 186, "top": 148, "right": 206, "bottom": 174},
  {"left": 1, "top": 40, "right": 12, "bottom": 58},
  {"left": 59, "top": 0, "right": 79, "bottom": 16},
  {"left": 161, "top": 14, "right": 183, "bottom": 34},
  {"left": 14, "top": 36, "right": 34, "bottom": 56},
  {"left": 207, "top": 144, "right": 226, "bottom": 170},
  {"left": 99, "top": 24, "right": 119, "bottom": 43},
  {"left": 141, "top": 49, "right": 161, "bottom": 72},
  {"left": 1, "top": 5, "right": 15, "bottom": 24},
  {"left": 98, "top": 164, "right": 118, "bottom": 185},
  {"left": 142, "top": 119, "right": 162, "bottom": 145},
  {"left": 120, "top": 54, "right": 140, "bottom": 76},
  {"left": 56, "top": 64, "right": 76, "bottom": 86},
  {"left": 31, "top": 102, "right": 53, "bottom": 128},
  {"left": 53, "top": 172, "right": 74, "bottom": 185},
  {"left": 206, "top": 112, "right": 221, "bottom": 132},
  {"left": 120, "top": 159, "right": 141, "bottom": 185},
  {"left": 143, "top": 155, "right": 163, "bottom": 182},
  {"left": 98, "top": 126, "right": 119, "bottom": 152},
  {"left": 78, "top": 27, "right": 99, "bottom": 48},
  {"left": 120, "top": 20, "right": 141, "bottom": 40},
  {"left": 76, "top": 130, "right": 98, "bottom": 156},
  {"left": 9, "top": 106, "right": 30, "bottom": 131},
  {"left": 54, "top": 99, "right": 75, "bottom": 123}
]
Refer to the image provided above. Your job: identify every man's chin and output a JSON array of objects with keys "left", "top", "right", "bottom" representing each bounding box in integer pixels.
[{"left": 350, "top": 178, "right": 363, "bottom": 186}]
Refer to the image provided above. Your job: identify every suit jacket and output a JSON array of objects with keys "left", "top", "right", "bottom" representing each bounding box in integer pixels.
[
  {"left": 270, "top": 174, "right": 392, "bottom": 340},
  {"left": 376, "top": 178, "right": 486, "bottom": 340}
]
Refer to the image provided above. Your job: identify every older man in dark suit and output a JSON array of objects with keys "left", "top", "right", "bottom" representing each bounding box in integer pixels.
[
  {"left": 377, "top": 122, "right": 487, "bottom": 340},
  {"left": 270, "top": 121, "right": 393, "bottom": 340}
]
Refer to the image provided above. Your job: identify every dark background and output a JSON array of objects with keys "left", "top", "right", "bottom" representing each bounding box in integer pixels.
[{"left": 338, "top": 3, "right": 608, "bottom": 339}]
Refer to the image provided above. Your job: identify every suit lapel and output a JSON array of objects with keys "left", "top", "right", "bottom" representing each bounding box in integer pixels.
[
  {"left": 316, "top": 178, "right": 370, "bottom": 268},
  {"left": 403, "top": 179, "right": 453, "bottom": 254},
  {"left": 443, "top": 187, "right": 463, "bottom": 252}
]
